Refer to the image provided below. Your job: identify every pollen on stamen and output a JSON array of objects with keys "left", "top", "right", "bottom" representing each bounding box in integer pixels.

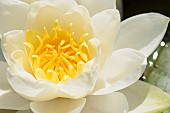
[{"left": 25, "top": 21, "right": 92, "bottom": 84}]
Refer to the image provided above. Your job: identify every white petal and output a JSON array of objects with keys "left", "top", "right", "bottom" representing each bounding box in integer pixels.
[
  {"left": 1, "top": 30, "right": 25, "bottom": 64},
  {"left": 30, "top": 98, "right": 86, "bottom": 113},
  {"left": 57, "top": 62, "right": 97, "bottom": 98},
  {"left": 0, "top": 61, "right": 30, "bottom": 110},
  {"left": 10, "top": 50, "right": 33, "bottom": 74},
  {"left": 0, "top": 0, "right": 29, "bottom": 34},
  {"left": 91, "top": 48, "right": 146, "bottom": 95},
  {"left": 2, "top": 30, "right": 33, "bottom": 78},
  {"left": 20, "top": 0, "right": 38, "bottom": 4},
  {"left": 58, "top": 5, "right": 93, "bottom": 41},
  {"left": 92, "top": 9, "right": 120, "bottom": 66},
  {"left": 120, "top": 80, "right": 170, "bottom": 113},
  {"left": 7, "top": 67, "right": 59, "bottom": 101},
  {"left": 75, "top": 0, "right": 116, "bottom": 16},
  {"left": 0, "top": 90, "right": 30, "bottom": 110},
  {"left": 114, "top": 13, "right": 170, "bottom": 57},
  {"left": 81, "top": 92, "right": 128, "bottom": 113},
  {"left": 26, "top": 0, "right": 77, "bottom": 32}
]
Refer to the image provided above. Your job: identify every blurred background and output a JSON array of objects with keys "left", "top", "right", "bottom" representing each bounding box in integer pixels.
[
  {"left": 123, "top": 0, "right": 170, "bottom": 19},
  {"left": 122, "top": 0, "right": 170, "bottom": 41}
]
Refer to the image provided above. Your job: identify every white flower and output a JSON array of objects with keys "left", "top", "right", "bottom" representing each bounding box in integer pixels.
[{"left": 0, "top": 0, "right": 169, "bottom": 113}]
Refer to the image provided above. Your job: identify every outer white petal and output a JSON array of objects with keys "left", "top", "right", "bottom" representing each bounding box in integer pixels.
[
  {"left": 7, "top": 67, "right": 60, "bottom": 101},
  {"left": 30, "top": 98, "right": 86, "bottom": 113},
  {"left": 58, "top": 5, "right": 93, "bottom": 41},
  {"left": 1, "top": 30, "right": 25, "bottom": 64},
  {"left": 91, "top": 48, "right": 146, "bottom": 95},
  {"left": 120, "top": 80, "right": 170, "bottom": 113},
  {"left": 0, "top": 0, "right": 29, "bottom": 35},
  {"left": 92, "top": 9, "right": 120, "bottom": 67},
  {"left": 114, "top": 13, "right": 170, "bottom": 57},
  {"left": 26, "top": 0, "right": 77, "bottom": 32},
  {"left": 57, "top": 59, "right": 99, "bottom": 99},
  {"left": 75, "top": 0, "right": 116, "bottom": 16},
  {"left": 0, "top": 61, "right": 30, "bottom": 110},
  {"left": 81, "top": 92, "right": 128, "bottom": 113}
]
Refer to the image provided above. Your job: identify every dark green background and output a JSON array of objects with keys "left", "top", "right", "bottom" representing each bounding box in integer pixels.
[{"left": 122, "top": 0, "right": 170, "bottom": 42}]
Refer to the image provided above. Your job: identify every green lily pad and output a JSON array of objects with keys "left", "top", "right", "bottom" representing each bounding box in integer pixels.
[
  {"left": 145, "top": 42, "right": 170, "bottom": 94},
  {"left": 120, "top": 80, "right": 170, "bottom": 113}
]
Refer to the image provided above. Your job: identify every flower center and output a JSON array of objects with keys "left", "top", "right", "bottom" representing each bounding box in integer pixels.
[{"left": 24, "top": 20, "right": 91, "bottom": 84}]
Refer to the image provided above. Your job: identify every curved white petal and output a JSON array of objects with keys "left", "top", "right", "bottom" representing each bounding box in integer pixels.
[
  {"left": 10, "top": 50, "right": 33, "bottom": 74},
  {"left": 91, "top": 48, "right": 146, "bottom": 95},
  {"left": 0, "top": 0, "right": 29, "bottom": 35},
  {"left": 75, "top": 0, "right": 116, "bottom": 16},
  {"left": 92, "top": 9, "right": 120, "bottom": 67},
  {"left": 81, "top": 92, "right": 128, "bottom": 113},
  {"left": 0, "top": 90, "right": 30, "bottom": 110},
  {"left": 7, "top": 67, "right": 59, "bottom": 101},
  {"left": 57, "top": 59, "right": 98, "bottom": 99},
  {"left": 1, "top": 30, "right": 25, "bottom": 64},
  {"left": 26, "top": 0, "right": 77, "bottom": 32},
  {"left": 120, "top": 80, "right": 170, "bottom": 113},
  {"left": 58, "top": 5, "right": 93, "bottom": 41},
  {"left": 30, "top": 98, "right": 86, "bottom": 113},
  {"left": 114, "top": 13, "right": 170, "bottom": 57},
  {"left": 0, "top": 61, "right": 30, "bottom": 110},
  {"left": 20, "top": 0, "right": 38, "bottom": 4}
]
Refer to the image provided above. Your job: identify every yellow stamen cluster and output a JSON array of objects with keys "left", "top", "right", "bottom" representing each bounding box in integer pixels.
[{"left": 24, "top": 21, "right": 91, "bottom": 84}]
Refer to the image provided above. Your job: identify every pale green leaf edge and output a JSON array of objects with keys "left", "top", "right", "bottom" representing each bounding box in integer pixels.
[{"left": 121, "top": 81, "right": 170, "bottom": 113}]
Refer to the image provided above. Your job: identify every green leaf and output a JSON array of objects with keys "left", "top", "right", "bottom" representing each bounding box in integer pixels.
[
  {"left": 120, "top": 80, "right": 170, "bottom": 113},
  {"left": 145, "top": 42, "right": 170, "bottom": 94}
]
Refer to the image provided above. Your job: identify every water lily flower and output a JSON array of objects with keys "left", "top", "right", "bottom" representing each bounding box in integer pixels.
[{"left": 0, "top": 0, "right": 170, "bottom": 113}]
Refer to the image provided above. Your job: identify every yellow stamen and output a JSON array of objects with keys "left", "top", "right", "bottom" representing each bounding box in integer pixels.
[{"left": 25, "top": 20, "right": 92, "bottom": 84}]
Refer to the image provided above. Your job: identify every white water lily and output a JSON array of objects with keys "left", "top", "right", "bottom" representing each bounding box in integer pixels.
[{"left": 0, "top": 0, "right": 170, "bottom": 113}]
